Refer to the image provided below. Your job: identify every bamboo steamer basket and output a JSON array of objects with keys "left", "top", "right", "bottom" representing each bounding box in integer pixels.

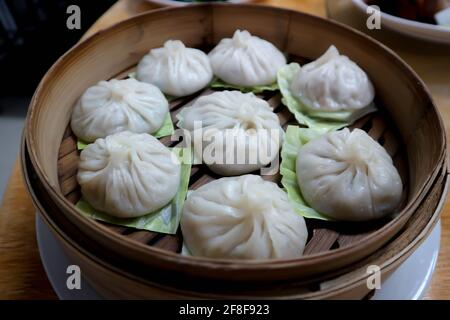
[
  {"left": 25, "top": 4, "right": 448, "bottom": 284},
  {"left": 22, "top": 136, "right": 449, "bottom": 299}
]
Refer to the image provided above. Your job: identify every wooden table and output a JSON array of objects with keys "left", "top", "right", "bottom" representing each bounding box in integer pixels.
[{"left": 0, "top": 0, "right": 448, "bottom": 300}]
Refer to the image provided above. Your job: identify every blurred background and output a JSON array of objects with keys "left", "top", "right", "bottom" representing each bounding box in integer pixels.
[{"left": 0, "top": 0, "right": 116, "bottom": 198}]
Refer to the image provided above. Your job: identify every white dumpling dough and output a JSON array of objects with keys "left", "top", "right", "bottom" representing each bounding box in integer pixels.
[
  {"left": 181, "top": 175, "right": 308, "bottom": 260},
  {"left": 77, "top": 131, "right": 181, "bottom": 218},
  {"left": 291, "top": 45, "right": 375, "bottom": 111},
  {"left": 71, "top": 78, "right": 169, "bottom": 143},
  {"left": 178, "top": 90, "right": 283, "bottom": 176},
  {"left": 208, "top": 30, "right": 286, "bottom": 87},
  {"left": 137, "top": 40, "right": 213, "bottom": 97},
  {"left": 296, "top": 128, "right": 402, "bottom": 221}
]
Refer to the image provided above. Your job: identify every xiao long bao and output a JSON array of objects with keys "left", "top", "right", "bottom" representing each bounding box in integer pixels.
[
  {"left": 77, "top": 131, "right": 181, "bottom": 218},
  {"left": 177, "top": 90, "right": 284, "bottom": 176},
  {"left": 291, "top": 45, "right": 375, "bottom": 114},
  {"left": 71, "top": 78, "right": 169, "bottom": 143},
  {"left": 181, "top": 175, "right": 308, "bottom": 260},
  {"left": 208, "top": 29, "right": 287, "bottom": 87},
  {"left": 296, "top": 128, "right": 403, "bottom": 221},
  {"left": 137, "top": 40, "right": 213, "bottom": 97}
]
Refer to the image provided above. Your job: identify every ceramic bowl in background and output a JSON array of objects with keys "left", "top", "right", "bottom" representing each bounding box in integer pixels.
[{"left": 352, "top": 0, "right": 450, "bottom": 44}]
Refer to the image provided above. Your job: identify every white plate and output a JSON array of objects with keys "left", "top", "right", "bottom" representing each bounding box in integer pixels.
[
  {"left": 146, "top": 0, "right": 256, "bottom": 7},
  {"left": 36, "top": 213, "right": 441, "bottom": 300},
  {"left": 352, "top": 0, "right": 450, "bottom": 44}
]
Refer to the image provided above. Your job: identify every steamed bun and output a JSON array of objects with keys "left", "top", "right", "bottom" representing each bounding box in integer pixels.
[
  {"left": 208, "top": 30, "right": 286, "bottom": 87},
  {"left": 71, "top": 78, "right": 169, "bottom": 143},
  {"left": 137, "top": 40, "right": 213, "bottom": 97},
  {"left": 181, "top": 175, "right": 308, "bottom": 260},
  {"left": 290, "top": 45, "right": 375, "bottom": 112},
  {"left": 296, "top": 128, "right": 402, "bottom": 221},
  {"left": 177, "top": 90, "right": 283, "bottom": 176},
  {"left": 77, "top": 131, "right": 181, "bottom": 218}
]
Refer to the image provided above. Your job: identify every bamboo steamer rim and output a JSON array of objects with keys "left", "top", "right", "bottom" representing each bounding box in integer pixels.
[
  {"left": 21, "top": 133, "right": 450, "bottom": 298},
  {"left": 25, "top": 4, "right": 448, "bottom": 270}
]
